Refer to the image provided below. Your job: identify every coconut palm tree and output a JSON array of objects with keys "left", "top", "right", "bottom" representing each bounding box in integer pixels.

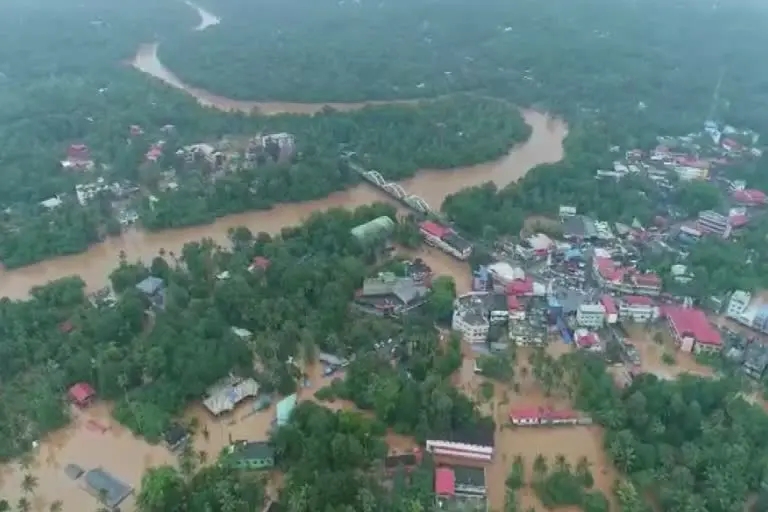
[
  {"left": 554, "top": 453, "right": 568, "bottom": 471},
  {"left": 49, "top": 501, "right": 63, "bottom": 512},
  {"left": 532, "top": 454, "right": 548, "bottom": 480},
  {"left": 0, "top": 499, "right": 10, "bottom": 512},
  {"left": 20, "top": 474, "right": 37, "bottom": 496},
  {"left": 15, "top": 497, "right": 30, "bottom": 512}
]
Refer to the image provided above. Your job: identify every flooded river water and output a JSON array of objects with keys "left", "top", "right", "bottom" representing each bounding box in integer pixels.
[{"left": 0, "top": 3, "right": 573, "bottom": 511}]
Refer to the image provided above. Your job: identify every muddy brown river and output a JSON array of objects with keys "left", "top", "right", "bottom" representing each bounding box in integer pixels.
[{"left": 0, "top": 3, "right": 571, "bottom": 511}]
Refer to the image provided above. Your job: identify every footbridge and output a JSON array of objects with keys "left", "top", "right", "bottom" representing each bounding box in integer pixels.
[{"left": 347, "top": 162, "right": 436, "bottom": 216}]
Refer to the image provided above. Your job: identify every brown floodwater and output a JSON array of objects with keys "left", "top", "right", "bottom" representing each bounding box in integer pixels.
[
  {"left": 0, "top": 3, "right": 569, "bottom": 510},
  {"left": 454, "top": 342, "right": 619, "bottom": 511},
  {"left": 0, "top": 110, "right": 565, "bottom": 300},
  {"left": 0, "top": 360, "right": 405, "bottom": 512}
]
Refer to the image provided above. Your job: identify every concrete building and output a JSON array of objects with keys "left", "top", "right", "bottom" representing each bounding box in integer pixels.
[
  {"left": 697, "top": 210, "right": 732, "bottom": 238},
  {"left": 355, "top": 272, "right": 429, "bottom": 315},
  {"left": 434, "top": 466, "right": 488, "bottom": 512},
  {"left": 452, "top": 292, "right": 508, "bottom": 344},
  {"left": 426, "top": 421, "right": 495, "bottom": 462},
  {"left": 664, "top": 306, "right": 722, "bottom": 354},
  {"left": 223, "top": 441, "right": 275, "bottom": 470},
  {"left": 726, "top": 290, "right": 752, "bottom": 319},
  {"left": 618, "top": 296, "right": 658, "bottom": 323},
  {"left": 674, "top": 165, "right": 709, "bottom": 181},
  {"left": 576, "top": 304, "right": 606, "bottom": 328},
  {"left": 40, "top": 196, "right": 63, "bottom": 209}
]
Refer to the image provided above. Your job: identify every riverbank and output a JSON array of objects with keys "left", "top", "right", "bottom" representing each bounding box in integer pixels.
[{"left": 0, "top": 109, "right": 565, "bottom": 299}]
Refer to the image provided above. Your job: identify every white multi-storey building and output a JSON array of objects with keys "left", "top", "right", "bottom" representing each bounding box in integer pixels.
[
  {"left": 576, "top": 304, "right": 606, "bottom": 328},
  {"left": 726, "top": 290, "right": 752, "bottom": 319},
  {"left": 618, "top": 296, "right": 659, "bottom": 323}
]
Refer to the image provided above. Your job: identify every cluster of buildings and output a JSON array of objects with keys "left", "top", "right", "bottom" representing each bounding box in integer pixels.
[
  {"left": 39, "top": 128, "right": 297, "bottom": 232},
  {"left": 452, "top": 262, "right": 548, "bottom": 345},
  {"left": 601, "top": 121, "right": 761, "bottom": 186},
  {"left": 454, "top": 195, "right": 733, "bottom": 363},
  {"left": 725, "top": 290, "right": 768, "bottom": 335}
]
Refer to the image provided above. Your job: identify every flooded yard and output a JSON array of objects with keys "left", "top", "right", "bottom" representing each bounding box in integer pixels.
[{"left": 624, "top": 325, "right": 714, "bottom": 380}]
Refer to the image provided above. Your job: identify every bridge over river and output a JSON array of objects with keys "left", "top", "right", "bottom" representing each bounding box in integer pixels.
[{"left": 346, "top": 159, "right": 448, "bottom": 222}]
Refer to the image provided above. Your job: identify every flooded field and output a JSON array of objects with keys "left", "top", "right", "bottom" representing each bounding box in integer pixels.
[
  {"left": 0, "top": 359, "right": 418, "bottom": 512},
  {"left": 454, "top": 341, "right": 619, "bottom": 511}
]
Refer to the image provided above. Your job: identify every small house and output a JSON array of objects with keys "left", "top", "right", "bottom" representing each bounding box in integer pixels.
[
  {"left": 136, "top": 276, "right": 166, "bottom": 310},
  {"left": 224, "top": 441, "right": 275, "bottom": 470},
  {"left": 384, "top": 448, "right": 422, "bottom": 475},
  {"left": 68, "top": 382, "right": 96, "bottom": 408},
  {"left": 163, "top": 423, "right": 190, "bottom": 452},
  {"left": 248, "top": 256, "right": 271, "bottom": 272}
]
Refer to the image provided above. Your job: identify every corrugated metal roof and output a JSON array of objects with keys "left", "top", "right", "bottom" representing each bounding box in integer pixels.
[
  {"left": 350, "top": 216, "right": 395, "bottom": 241},
  {"left": 276, "top": 394, "right": 298, "bottom": 425}
]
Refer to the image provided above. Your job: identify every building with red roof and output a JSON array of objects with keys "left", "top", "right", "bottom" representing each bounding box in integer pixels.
[
  {"left": 434, "top": 466, "right": 487, "bottom": 509},
  {"left": 732, "top": 189, "right": 767, "bottom": 206},
  {"left": 506, "top": 277, "right": 534, "bottom": 297},
  {"left": 249, "top": 256, "right": 271, "bottom": 272},
  {"left": 67, "top": 144, "right": 90, "bottom": 161},
  {"left": 509, "top": 406, "right": 581, "bottom": 427},
  {"left": 663, "top": 306, "right": 722, "bottom": 353},
  {"left": 419, "top": 221, "right": 473, "bottom": 260},
  {"left": 576, "top": 332, "right": 600, "bottom": 350},
  {"left": 68, "top": 382, "right": 96, "bottom": 408},
  {"left": 600, "top": 295, "right": 617, "bottom": 324},
  {"left": 730, "top": 214, "right": 749, "bottom": 229},
  {"left": 61, "top": 144, "right": 94, "bottom": 171},
  {"left": 146, "top": 143, "right": 165, "bottom": 163},
  {"left": 592, "top": 257, "right": 661, "bottom": 296},
  {"left": 419, "top": 221, "right": 449, "bottom": 239}
]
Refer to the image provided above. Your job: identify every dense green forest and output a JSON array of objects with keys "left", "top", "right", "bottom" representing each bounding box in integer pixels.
[{"left": 163, "top": 0, "right": 768, "bottom": 139}]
